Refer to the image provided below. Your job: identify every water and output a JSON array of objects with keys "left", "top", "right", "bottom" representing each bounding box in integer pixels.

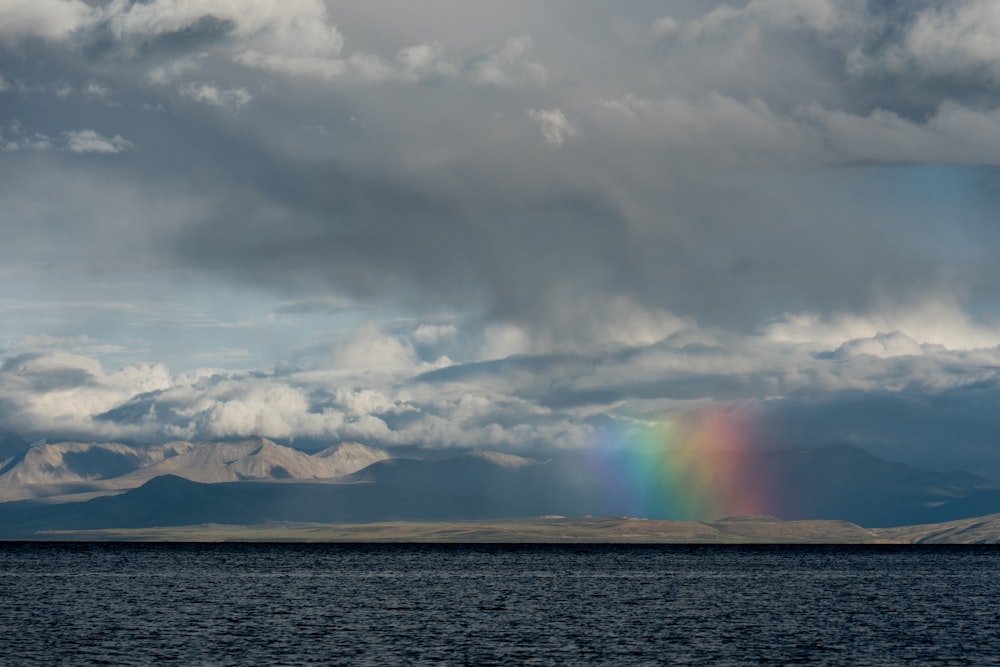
[{"left": 1, "top": 544, "right": 998, "bottom": 665}]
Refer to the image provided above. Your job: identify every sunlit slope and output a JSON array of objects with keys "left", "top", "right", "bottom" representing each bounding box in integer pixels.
[{"left": 0, "top": 438, "right": 390, "bottom": 500}]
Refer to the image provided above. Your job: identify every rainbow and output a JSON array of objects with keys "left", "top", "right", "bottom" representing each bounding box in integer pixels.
[{"left": 586, "top": 409, "right": 775, "bottom": 521}]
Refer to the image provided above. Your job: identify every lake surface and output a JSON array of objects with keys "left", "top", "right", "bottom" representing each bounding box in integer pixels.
[{"left": 1, "top": 544, "right": 998, "bottom": 665}]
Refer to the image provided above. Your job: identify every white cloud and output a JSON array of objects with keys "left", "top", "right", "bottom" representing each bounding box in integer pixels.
[
  {"left": 393, "top": 41, "right": 456, "bottom": 80},
  {"left": 234, "top": 49, "right": 349, "bottom": 81},
  {"left": 4, "top": 307, "right": 1000, "bottom": 455},
  {"left": 413, "top": 323, "right": 458, "bottom": 346},
  {"left": 527, "top": 108, "right": 577, "bottom": 146},
  {"left": 479, "top": 323, "right": 534, "bottom": 360},
  {"left": 664, "top": 0, "right": 868, "bottom": 44},
  {"left": 0, "top": 121, "right": 53, "bottom": 152},
  {"left": 652, "top": 17, "right": 679, "bottom": 36},
  {"left": 386, "top": 35, "right": 546, "bottom": 86},
  {"left": 466, "top": 34, "right": 547, "bottom": 87},
  {"left": 102, "top": 0, "right": 344, "bottom": 58},
  {"left": 593, "top": 91, "right": 1000, "bottom": 167},
  {"left": 577, "top": 298, "right": 694, "bottom": 349},
  {"left": 206, "top": 383, "right": 311, "bottom": 439},
  {"left": 850, "top": 0, "right": 1000, "bottom": 82},
  {"left": 8, "top": 1, "right": 1000, "bottom": 473},
  {"left": 332, "top": 322, "right": 418, "bottom": 372},
  {"left": 831, "top": 332, "right": 927, "bottom": 360},
  {"left": 235, "top": 33, "right": 546, "bottom": 87},
  {"left": 147, "top": 56, "right": 204, "bottom": 85},
  {"left": 0, "top": 0, "right": 93, "bottom": 44},
  {"left": 2, "top": 0, "right": 547, "bottom": 93},
  {"left": 765, "top": 298, "right": 1000, "bottom": 351},
  {"left": 63, "top": 129, "right": 133, "bottom": 154},
  {"left": 0, "top": 351, "right": 171, "bottom": 437},
  {"left": 83, "top": 81, "right": 110, "bottom": 98},
  {"left": 3, "top": 334, "right": 126, "bottom": 357},
  {"left": 180, "top": 83, "right": 252, "bottom": 111}
]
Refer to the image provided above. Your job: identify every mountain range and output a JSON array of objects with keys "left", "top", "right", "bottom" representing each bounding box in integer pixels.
[
  {"left": 1, "top": 432, "right": 1000, "bottom": 538},
  {"left": 0, "top": 437, "right": 389, "bottom": 501}
]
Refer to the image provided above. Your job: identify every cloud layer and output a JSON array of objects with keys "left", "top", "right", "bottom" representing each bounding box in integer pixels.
[{"left": 3, "top": 1, "right": 1000, "bottom": 477}]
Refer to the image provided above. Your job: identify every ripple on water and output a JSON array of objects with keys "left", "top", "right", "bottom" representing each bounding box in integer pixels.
[{"left": 1, "top": 544, "right": 999, "bottom": 665}]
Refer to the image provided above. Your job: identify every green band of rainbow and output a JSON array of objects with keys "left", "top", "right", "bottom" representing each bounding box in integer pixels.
[{"left": 587, "top": 410, "right": 774, "bottom": 521}]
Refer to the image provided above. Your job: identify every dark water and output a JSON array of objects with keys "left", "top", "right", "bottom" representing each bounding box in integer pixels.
[{"left": 2, "top": 544, "right": 999, "bottom": 665}]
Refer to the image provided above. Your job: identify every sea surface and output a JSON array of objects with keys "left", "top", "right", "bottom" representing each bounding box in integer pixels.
[{"left": 1, "top": 543, "right": 998, "bottom": 665}]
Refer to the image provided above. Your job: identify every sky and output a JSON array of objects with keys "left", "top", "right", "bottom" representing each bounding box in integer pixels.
[{"left": 3, "top": 0, "right": 1000, "bottom": 476}]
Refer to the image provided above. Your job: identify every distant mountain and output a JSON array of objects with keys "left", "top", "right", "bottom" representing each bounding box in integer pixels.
[
  {"left": 117, "top": 438, "right": 390, "bottom": 484},
  {"left": 924, "top": 489, "right": 1000, "bottom": 524},
  {"left": 312, "top": 442, "right": 393, "bottom": 475},
  {"left": 0, "top": 438, "right": 389, "bottom": 501},
  {"left": 1, "top": 441, "right": 998, "bottom": 530},
  {"left": 344, "top": 444, "right": 998, "bottom": 527},
  {"left": 756, "top": 444, "right": 997, "bottom": 527},
  {"left": 881, "top": 513, "right": 1000, "bottom": 544},
  {"left": 6, "top": 483, "right": 1000, "bottom": 543},
  {"left": 0, "top": 440, "right": 193, "bottom": 486},
  {"left": 343, "top": 453, "right": 603, "bottom": 517},
  {"left": 0, "top": 474, "right": 523, "bottom": 537}
]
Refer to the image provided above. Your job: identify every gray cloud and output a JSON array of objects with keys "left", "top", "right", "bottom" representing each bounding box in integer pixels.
[
  {"left": 4, "top": 315, "right": 1000, "bottom": 476},
  {"left": 4, "top": 1, "right": 1000, "bottom": 336},
  {"left": 4, "top": 2, "right": 1000, "bottom": 479}
]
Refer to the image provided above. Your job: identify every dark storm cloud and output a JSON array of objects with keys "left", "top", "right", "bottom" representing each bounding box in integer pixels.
[
  {"left": 5, "top": 0, "right": 1000, "bottom": 337},
  {"left": 6, "top": 1, "right": 1000, "bottom": 479}
]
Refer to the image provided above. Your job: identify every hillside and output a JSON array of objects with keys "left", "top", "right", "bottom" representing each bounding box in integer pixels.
[
  {"left": 0, "top": 438, "right": 389, "bottom": 501},
  {"left": 26, "top": 514, "right": 1000, "bottom": 544}
]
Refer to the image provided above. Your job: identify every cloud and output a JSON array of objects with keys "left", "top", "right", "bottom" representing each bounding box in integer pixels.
[
  {"left": 5, "top": 2, "right": 1000, "bottom": 480},
  {"left": 9, "top": 1, "right": 1000, "bottom": 338},
  {"left": 764, "top": 298, "right": 1000, "bottom": 352},
  {"left": 0, "top": 0, "right": 93, "bottom": 45},
  {"left": 664, "top": 0, "right": 867, "bottom": 42},
  {"left": 233, "top": 49, "right": 348, "bottom": 81},
  {"left": 3, "top": 334, "right": 126, "bottom": 357},
  {"left": 1, "top": 0, "right": 546, "bottom": 91},
  {"left": 331, "top": 322, "right": 420, "bottom": 372},
  {"left": 99, "top": 0, "right": 345, "bottom": 59},
  {"left": 465, "top": 34, "right": 547, "bottom": 87},
  {"left": 0, "top": 121, "right": 53, "bottom": 152},
  {"left": 83, "top": 81, "right": 110, "bottom": 98},
  {"left": 3, "top": 304, "right": 1000, "bottom": 476},
  {"left": 526, "top": 108, "right": 577, "bottom": 146},
  {"left": 594, "top": 91, "right": 1000, "bottom": 166},
  {"left": 63, "top": 129, "right": 133, "bottom": 153},
  {"left": 412, "top": 323, "right": 458, "bottom": 346},
  {"left": 850, "top": 0, "right": 1000, "bottom": 84},
  {"left": 234, "top": 32, "right": 546, "bottom": 86},
  {"left": 0, "top": 350, "right": 171, "bottom": 438},
  {"left": 180, "top": 82, "right": 252, "bottom": 111}
]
